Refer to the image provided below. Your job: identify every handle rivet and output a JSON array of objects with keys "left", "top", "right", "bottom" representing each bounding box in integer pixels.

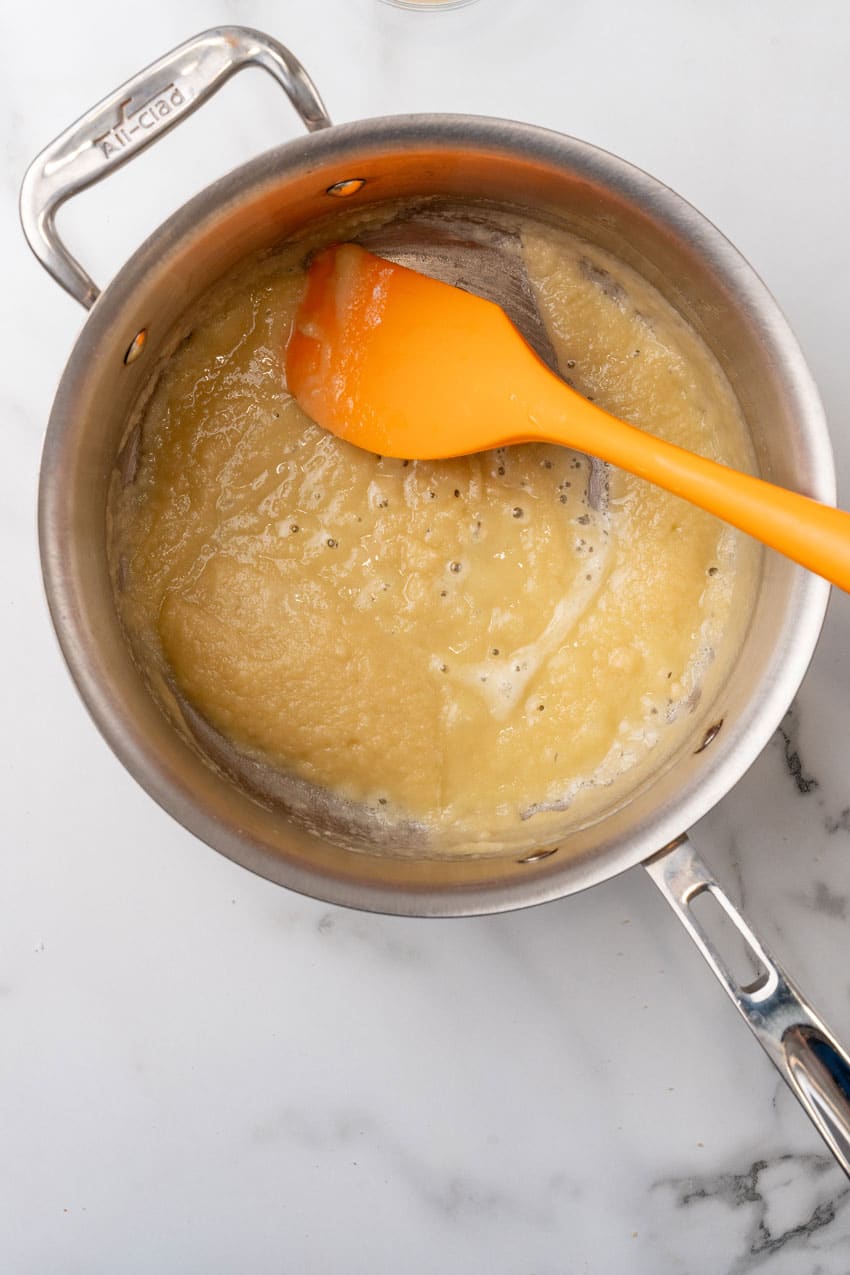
[
  {"left": 517, "top": 845, "right": 559, "bottom": 865},
  {"left": 123, "top": 328, "right": 148, "bottom": 365},
  {"left": 695, "top": 719, "right": 723, "bottom": 754},
  {"left": 326, "top": 178, "right": 367, "bottom": 198}
]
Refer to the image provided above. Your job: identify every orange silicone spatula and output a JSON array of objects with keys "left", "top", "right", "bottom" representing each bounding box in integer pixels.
[{"left": 286, "top": 243, "right": 850, "bottom": 593}]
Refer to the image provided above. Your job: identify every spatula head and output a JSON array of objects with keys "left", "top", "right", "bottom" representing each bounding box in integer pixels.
[
  {"left": 285, "top": 205, "right": 607, "bottom": 506},
  {"left": 285, "top": 241, "right": 551, "bottom": 459},
  {"left": 353, "top": 207, "right": 561, "bottom": 375}
]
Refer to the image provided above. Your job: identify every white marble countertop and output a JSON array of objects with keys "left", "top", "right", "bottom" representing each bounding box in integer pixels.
[{"left": 4, "top": 2, "right": 850, "bottom": 1270}]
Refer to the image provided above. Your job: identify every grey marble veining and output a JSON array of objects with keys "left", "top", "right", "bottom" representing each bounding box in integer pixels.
[
  {"left": 825, "top": 810, "right": 850, "bottom": 837},
  {"left": 775, "top": 704, "right": 819, "bottom": 796},
  {"left": 651, "top": 1152, "right": 850, "bottom": 1274},
  {"left": 3, "top": 2, "right": 850, "bottom": 1272}
]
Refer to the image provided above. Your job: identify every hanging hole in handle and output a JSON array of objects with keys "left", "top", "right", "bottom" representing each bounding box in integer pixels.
[{"left": 688, "top": 884, "right": 771, "bottom": 994}]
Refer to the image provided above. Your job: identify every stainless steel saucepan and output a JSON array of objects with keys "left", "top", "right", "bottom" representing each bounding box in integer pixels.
[{"left": 20, "top": 26, "right": 850, "bottom": 1173}]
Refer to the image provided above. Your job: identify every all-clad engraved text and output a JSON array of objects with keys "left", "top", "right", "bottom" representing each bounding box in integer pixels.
[{"left": 95, "top": 83, "right": 187, "bottom": 158}]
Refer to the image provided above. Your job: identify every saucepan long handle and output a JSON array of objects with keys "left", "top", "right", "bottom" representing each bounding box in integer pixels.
[
  {"left": 644, "top": 834, "right": 850, "bottom": 1178},
  {"left": 20, "top": 26, "right": 331, "bottom": 308}
]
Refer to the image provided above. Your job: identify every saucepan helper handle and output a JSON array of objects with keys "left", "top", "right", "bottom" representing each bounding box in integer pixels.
[
  {"left": 644, "top": 834, "right": 850, "bottom": 1178},
  {"left": 19, "top": 26, "right": 331, "bottom": 309}
]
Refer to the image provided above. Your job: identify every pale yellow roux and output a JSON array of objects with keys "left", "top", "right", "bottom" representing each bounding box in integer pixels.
[{"left": 109, "top": 213, "right": 758, "bottom": 853}]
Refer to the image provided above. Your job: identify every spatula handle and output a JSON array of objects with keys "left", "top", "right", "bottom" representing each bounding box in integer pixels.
[{"left": 541, "top": 393, "right": 850, "bottom": 592}]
